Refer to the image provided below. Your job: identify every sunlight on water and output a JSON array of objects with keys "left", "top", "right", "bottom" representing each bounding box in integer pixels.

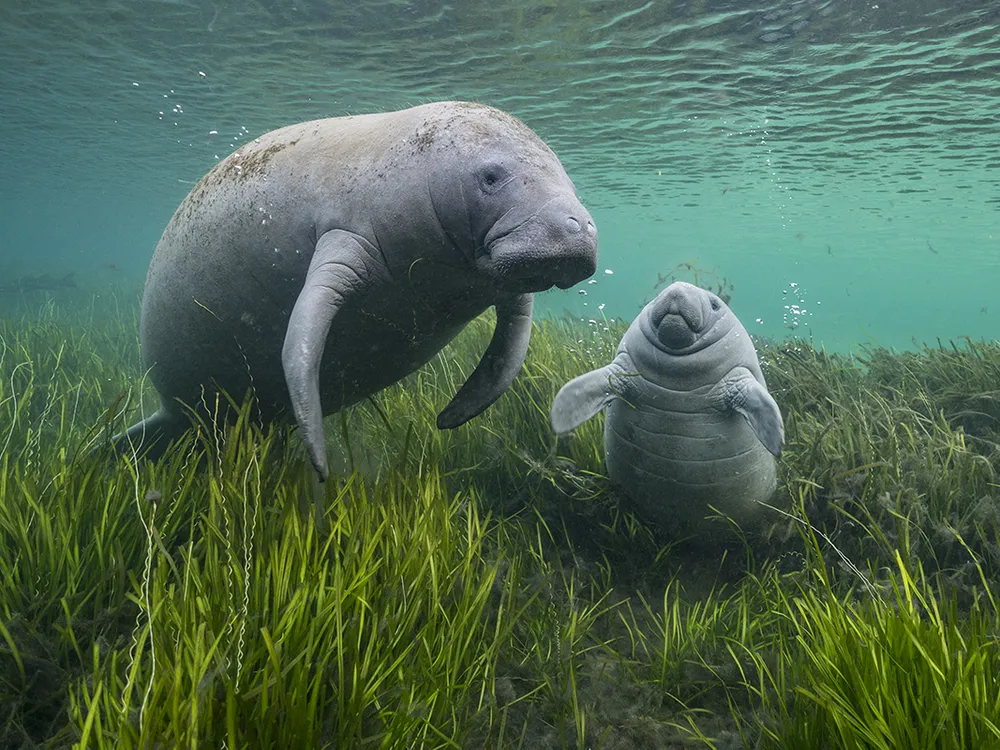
[{"left": 1, "top": 0, "right": 998, "bottom": 350}]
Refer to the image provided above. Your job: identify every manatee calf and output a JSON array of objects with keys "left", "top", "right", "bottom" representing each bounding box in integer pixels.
[
  {"left": 117, "top": 101, "right": 598, "bottom": 480},
  {"left": 550, "top": 282, "right": 783, "bottom": 533}
]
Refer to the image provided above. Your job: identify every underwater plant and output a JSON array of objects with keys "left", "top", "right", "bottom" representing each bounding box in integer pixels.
[{"left": 0, "top": 286, "right": 998, "bottom": 748}]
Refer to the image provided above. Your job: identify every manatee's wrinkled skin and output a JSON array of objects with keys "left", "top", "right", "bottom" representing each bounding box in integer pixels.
[
  {"left": 550, "top": 282, "right": 784, "bottom": 534},
  {"left": 116, "top": 101, "right": 598, "bottom": 480}
]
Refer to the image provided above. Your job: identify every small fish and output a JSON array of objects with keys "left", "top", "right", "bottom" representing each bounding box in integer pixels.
[
  {"left": 721, "top": 186, "right": 729, "bottom": 195},
  {"left": 0, "top": 272, "right": 77, "bottom": 293},
  {"left": 826, "top": 244, "right": 832, "bottom": 255},
  {"left": 927, "top": 240, "right": 937, "bottom": 254}
]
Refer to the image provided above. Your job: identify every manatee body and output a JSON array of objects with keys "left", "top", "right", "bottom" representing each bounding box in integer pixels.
[
  {"left": 550, "top": 282, "right": 784, "bottom": 534},
  {"left": 118, "top": 101, "right": 598, "bottom": 480}
]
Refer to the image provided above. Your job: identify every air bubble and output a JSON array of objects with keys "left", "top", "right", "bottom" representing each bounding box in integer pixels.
[{"left": 781, "top": 281, "right": 812, "bottom": 330}]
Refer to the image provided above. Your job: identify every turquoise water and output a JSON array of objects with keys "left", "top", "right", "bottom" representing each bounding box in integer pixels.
[{"left": 1, "top": 0, "right": 997, "bottom": 351}]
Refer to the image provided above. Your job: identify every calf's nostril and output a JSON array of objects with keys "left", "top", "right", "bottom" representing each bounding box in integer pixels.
[{"left": 565, "top": 216, "right": 581, "bottom": 232}]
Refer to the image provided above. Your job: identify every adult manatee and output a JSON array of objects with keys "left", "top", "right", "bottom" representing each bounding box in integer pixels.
[
  {"left": 117, "top": 101, "right": 598, "bottom": 480},
  {"left": 550, "top": 282, "right": 783, "bottom": 534}
]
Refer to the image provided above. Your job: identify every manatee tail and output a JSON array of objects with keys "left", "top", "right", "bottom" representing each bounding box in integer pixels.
[{"left": 109, "top": 408, "right": 190, "bottom": 461}]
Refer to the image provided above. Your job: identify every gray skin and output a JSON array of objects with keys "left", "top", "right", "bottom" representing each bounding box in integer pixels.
[
  {"left": 116, "top": 101, "right": 598, "bottom": 481},
  {"left": 550, "top": 282, "right": 784, "bottom": 534}
]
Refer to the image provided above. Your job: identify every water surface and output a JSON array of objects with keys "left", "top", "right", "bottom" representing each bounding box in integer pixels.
[{"left": 2, "top": 0, "right": 998, "bottom": 350}]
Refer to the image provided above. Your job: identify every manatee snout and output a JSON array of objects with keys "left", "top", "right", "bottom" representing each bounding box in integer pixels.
[
  {"left": 552, "top": 207, "right": 599, "bottom": 287},
  {"left": 488, "top": 198, "right": 598, "bottom": 291},
  {"left": 650, "top": 282, "right": 721, "bottom": 349},
  {"left": 658, "top": 314, "right": 698, "bottom": 349}
]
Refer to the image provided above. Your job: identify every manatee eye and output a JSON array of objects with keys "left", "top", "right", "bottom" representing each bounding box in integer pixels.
[
  {"left": 477, "top": 163, "right": 510, "bottom": 194},
  {"left": 710, "top": 298, "right": 721, "bottom": 311}
]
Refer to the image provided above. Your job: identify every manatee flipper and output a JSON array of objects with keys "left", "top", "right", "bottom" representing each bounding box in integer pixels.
[
  {"left": 282, "top": 229, "right": 385, "bottom": 482},
  {"left": 110, "top": 407, "right": 189, "bottom": 459},
  {"left": 549, "top": 353, "right": 637, "bottom": 434},
  {"left": 710, "top": 367, "right": 785, "bottom": 456},
  {"left": 437, "top": 293, "right": 534, "bottom": 429}
]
